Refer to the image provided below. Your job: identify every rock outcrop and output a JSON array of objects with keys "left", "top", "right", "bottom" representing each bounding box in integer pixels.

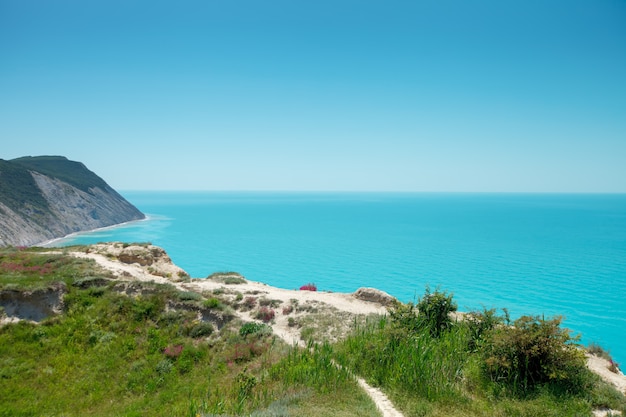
[
  {"left": 84, "top": 242, "right": 189, "bottom": 281},
  {"left": 353, "top": 287, "right": 397, "bottom": 307},
  {"left": 0, "top": 156, "right": 145, "bottom": 246}
]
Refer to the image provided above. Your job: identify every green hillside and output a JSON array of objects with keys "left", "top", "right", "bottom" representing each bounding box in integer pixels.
[
  {"left": 11, "top": 156, "right": 109, "bottom": 194},
  {"left": 0, "top": 155, "right": 144, "bottom": 246},
  {"left": 1, "top": 246, "right": 625, "bottom": 417},
  {"left": 0, "top": 159, "right": 49, "bottom": 214}
]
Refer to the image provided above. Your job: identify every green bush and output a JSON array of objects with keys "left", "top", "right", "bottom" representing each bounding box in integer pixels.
[
  {"left": 388, "top": 287, "right": 457, "bottom": 338},
  {"left": 224, "top": 276, "right": 246, "bottom": 284},
  {"left": 132, "top": 295, "right": 165, "bottom": 322},
  {"left": 388, "top": 300, "right": 420, "bottom": 333},
  {"left": 203, "top": 297, "right": 221, "bottom": 309},
  {"left": 481, "top": 315, "right": 587, "bottom": 394},
  {"left": 255, "top": 306, "right": 275, "bottom": 323},
  {"left": 415, "top": 286, "right": 457, "bottom": 337},
  {"left": 177, "top": 291, "right": 202, "bottom": 302},
  {"left": 158, "top": 310, "right": 193, "bottom": 325},
  {"left": 189, "top": 322, "right": 214, "bottom": 338},
  {"left": 242, "top": 296, "right": 257, "bottom": 310},
  {"left": 239, "top": 322, "right": 271, "bottom": 338},
  {"left": 465, "top": 307, "right": 506, "bottom": 351},
  {"left": 156, "top": 359, "right": 173, "bottom": 375},
  {"left": 206, "top": 272, "right": 246, "bottom": 284}
]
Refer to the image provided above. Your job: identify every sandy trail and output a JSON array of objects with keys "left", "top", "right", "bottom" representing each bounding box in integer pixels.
[
  {"left": 69, "top": 244, "right": 626, "bottom": 417},
  {"left": 70, "top": 246, "right": 404, "bottom": 417}
]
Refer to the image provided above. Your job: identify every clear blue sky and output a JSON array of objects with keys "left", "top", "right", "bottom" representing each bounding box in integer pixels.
[{"left": 1, "top": 0, "right": 625, "bottom": 192}]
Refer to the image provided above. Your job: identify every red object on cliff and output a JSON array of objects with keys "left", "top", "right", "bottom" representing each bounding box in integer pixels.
[{"left": 299, "top": 283, "right": 317, "bottom": 291}]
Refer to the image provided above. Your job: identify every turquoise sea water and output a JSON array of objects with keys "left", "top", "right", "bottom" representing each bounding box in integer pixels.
[{"left": 54, "top": 192, "right": 626, "bottom": 364}]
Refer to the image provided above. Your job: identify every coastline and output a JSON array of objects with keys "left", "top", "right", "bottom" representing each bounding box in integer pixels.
[
  {"left": 67, "top": 243, "right": 626, "bottom": 398},
  {"left": 37, "top": 216, "right": 151, "bottom": 248},
  {"left": 28, "top": 192, "right": 626, "bottom": 367},
  {"left": 3, "top": 241, "right": 624, "bottom": 415}
]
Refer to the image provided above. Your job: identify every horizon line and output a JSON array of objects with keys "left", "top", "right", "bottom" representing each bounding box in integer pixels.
[{"left": 117, "top": 189, "right": 626, "bottom": 195}]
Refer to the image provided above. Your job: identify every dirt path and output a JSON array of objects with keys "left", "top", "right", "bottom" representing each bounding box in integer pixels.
[
  {"left": 356, "top": 379, "right": 405, "bottom": 417},
  {"left": 69, "top": 246, "right": 405, "bottom": 417},
  {"left": 71, "top": 244, "right": 626, "bottom": 417}
]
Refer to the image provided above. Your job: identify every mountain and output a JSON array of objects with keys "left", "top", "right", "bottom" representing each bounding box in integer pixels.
[{"left": 0, "top": 156, "right": 145, "bottom": 246}]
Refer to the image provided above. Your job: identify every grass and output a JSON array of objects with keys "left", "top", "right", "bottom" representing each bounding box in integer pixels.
[
  {"left": 334, "top": 305, "right": 626, "bottom": 417},
  {"left": 2, "top": 246, "right": 625, "bottom": 417},
  {"left": 11, "top": 155, "right": 110, "bottom": 195},
  {"left": 207, "top": 271, "right": 247, "bottom": 284},
  {"left": 0, "top": 246, "right": 113, "bottom": 290},
  {"left": 0, "top": 159, "right": 50, "bottom": 215},
  {"left": 0, "top": 247, "right": 380, "bottom": 417},
  {"left": 297, "top": 307, "right": 376, "bottom": 343}
]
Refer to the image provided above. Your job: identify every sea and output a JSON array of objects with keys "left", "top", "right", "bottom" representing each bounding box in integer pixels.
[{"left": 52, "top": 192, "right": 626, "bottom": 364}]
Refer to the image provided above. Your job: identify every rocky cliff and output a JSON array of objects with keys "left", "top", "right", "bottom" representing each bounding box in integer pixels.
[{"left": 0, "top": 156, "right": 145, "bottom": 246}]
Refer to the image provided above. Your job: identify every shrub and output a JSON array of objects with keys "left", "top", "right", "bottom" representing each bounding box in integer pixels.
[
  {"left": 465, "top": 307, "right": 505, "bottom": 351},
  {"left": 388, "top": 300, "right": 420, "bottom": 333},
  {"left": 242, "top": 296, "right": 257, "bottom": 310},
  {"left": 255, "top": 306, "right": 275, "bottom": 323},
  {"left": 224, "top": 277, "right": 246, "bottom": 285},
  {"left": 388, "top": 287, "right": 457, "bottom": 338},
  {"left": 132, "top": 295, "right": 165, "bottom": 322},
  {"left": 481, "top": 315, "right": 587, "bottom": 394},
  {"left": 203, "top": 297, "right": 221, "bottom": 309},
  {"left": 156, "top": 359, "right": 173, "bottom": 375},
  {"left": 177, "top": 291, "right": 202, "bottom": 302},
  {"left": 416, "top": 286, "right": 457, "bottom": 338},
  {"left": 282, "top": 305, "right": 294, "bottom": 315},
  {"left": 207, "top": 272, "right": 246, "bottom": 284},
  {"left": 189, "top": 322, "right": 214, "bottom": 338},
  {"left": 239, "top": 322, "right": 271, "bottom": 337},
  {"left": 259, "top": 297, "right": 282, "bottom": 307},
  {"left": 158, "top": 310, "right": 195, "bottom": 326},
  {"left": 299, "top": 283, "right": 317, "bottom": 291}
]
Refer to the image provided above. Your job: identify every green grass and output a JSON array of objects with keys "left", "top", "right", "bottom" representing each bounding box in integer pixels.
[
  {"left": 0, "top": 247, "right": 113, "bottom": 290},
  {"left": 11, "top": 155, "right": 110, "bottom": 195},
  {"left": 334, "top": 307, "right": 626, "bottom": 417},
  {"left": 0, "top": 247, "right": 380, "bottom": 417},
  {"left": 2, "top": 248, "right": 625, "bottom": 417},
  {"left": 0, "top": 159, "right": 50, "bottom": 214},
  {"left": 206, "top": 271, "right": 247, "bottom": 284}
]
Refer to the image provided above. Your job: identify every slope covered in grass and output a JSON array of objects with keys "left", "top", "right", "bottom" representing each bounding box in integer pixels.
[
  {"left": 1, "top": 246, "right": 625, "bottom": 417},
  {"left": 0, "top": 246, "right": 379, "bottom": 417}
]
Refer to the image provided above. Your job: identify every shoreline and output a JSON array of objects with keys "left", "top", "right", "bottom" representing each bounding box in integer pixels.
[
  {"left": 37, "top": 216, "right": 151, "bottom": 248},
  {"left": 67, "top": 243, "right": 626, "bottom": 397}
]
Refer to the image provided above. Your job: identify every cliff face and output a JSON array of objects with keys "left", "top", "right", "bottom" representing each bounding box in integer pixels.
[{"left": 0, "top": 156, "right": 145, "bottom": 246}]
